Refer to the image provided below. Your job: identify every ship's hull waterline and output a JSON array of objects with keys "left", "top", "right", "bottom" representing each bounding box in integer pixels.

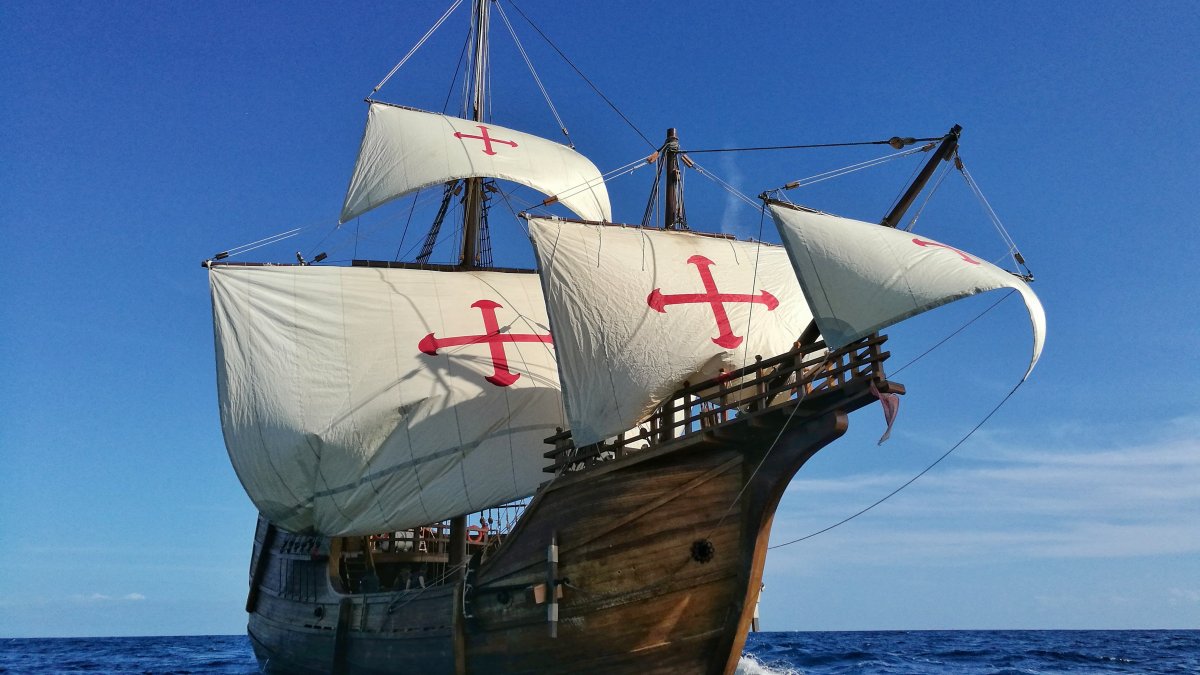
[{"left": 246, "top": 402, "right": 868, "bottom": 674}]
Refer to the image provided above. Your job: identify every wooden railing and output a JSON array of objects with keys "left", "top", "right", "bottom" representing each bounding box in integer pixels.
[
  {"left": 366, "top": 501, "right": 530, "bottom": 557},
  {"left": 544, "top": 335, "right": 892, "bottom": 474}
]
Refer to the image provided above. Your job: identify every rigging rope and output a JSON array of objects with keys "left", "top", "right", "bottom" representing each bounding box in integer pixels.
[
  {"left": 683, "top": 136, "right": 943, "bottom": 154},
  {"left": 673, "top": 208, "right": 818, "bottom": 544},
  {"left": 393, "top": 188, "right": 424, "bottom": 261},
  {"left": 901, "top": 156, "right": 953, "bottom": 232},
  {"left": 494, "top": 1, "right": 573, "bottom": 147},
  {"left": 768, "top": 290, "right": 1023, "bottom": 550},
  {"left": 769, "top": 376, "right": 1026, "bottom": 550},
  {"left": 371, "top": 0, "right": 465, "bottom": 97},
  {"left": 640, "top": 149, "right": 664, "bottom": 228},
  {"left": 505, "top": 0, "right": 656, "bottom": 149},
  {"left": 766, "top": 143, "right": 934, "bottom": 194},
  {"left": 885, "top": 152, "right": 927, "bottom": 223},
  {"left": 207, "top": 223, "right": 323, "bottom": 263},
  {"left": 889, "top": 290, "right": 1015, "bottom": 378},
  {"left": 704, "top": 354, "right": 832, "bottom": 539},
  {"left": 687, "top": 158, "right": 762, "bottom": 211},
  {"left": 441, "top": 26, "right": 473, "bottom": 114},
  {"left": 957, "top": 155, "right": 1031, "bottom": 276}
]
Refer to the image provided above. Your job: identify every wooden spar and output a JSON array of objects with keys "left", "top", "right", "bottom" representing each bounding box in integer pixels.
[
  {"left": 880, "top": 124, "right": 961, "bottom": 229},
  {"left": 449, "top": 1, "right": 489, "bottom": 611},
  {"left": 331, "top": 597, "right": 352, "bottom": 674},
  {"left": 546, "top": 531, "right": 559, "bottom": 638},
  {"left": 663, "top": 128, "right": 685, "bottom": 230},
  {"left": 460, "top": 0, "right": 490, "bottom": 267},
  {"left": 795, "top": 124, "right": 961, "bottom": 345},
  {"left": 449, "top": 514, "right": 467, "bottom": 574},
  {"left": 461, "top": 178, "right": 484, "bottom": 266}
]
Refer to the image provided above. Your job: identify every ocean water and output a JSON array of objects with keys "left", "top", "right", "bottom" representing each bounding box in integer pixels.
[{"left": 1, "top": 630, "right": 1197, "bottom": 674}]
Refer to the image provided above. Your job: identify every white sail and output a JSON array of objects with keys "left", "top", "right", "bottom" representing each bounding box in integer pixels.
[
  {"left": 768, "top": 204, "right": 1046, "bottom": 379},
  {"left": 340, "top": 103, "right": 612, "bottom": 223},
  {"left": 209, "top": 265, "right": 562, "bottom": 535},
  {"left": 526, "top": 217, "right": 814, "bottom": 447}
]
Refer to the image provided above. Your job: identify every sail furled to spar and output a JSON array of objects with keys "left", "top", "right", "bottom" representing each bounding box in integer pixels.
[
  {"left": 340, "top": 103, "right": 612, "bottom": 223},
  {"left": 768, "top": 203, "right": 1046, "bottom": 379},
  {"left": 209, "top": 265, "right": 562, "bottom": 535},
  {"left": 526, "top": 217, "right": 814, "bottom": 447}
]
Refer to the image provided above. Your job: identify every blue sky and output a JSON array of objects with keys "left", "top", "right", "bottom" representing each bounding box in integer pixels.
[{"left": 1, "top": 1, "right": 1197, "bottom": 637}]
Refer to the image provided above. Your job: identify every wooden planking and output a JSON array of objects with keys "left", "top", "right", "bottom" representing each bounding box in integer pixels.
[
  {"left": 459, "top": 408, "right": 847, "bottom": 674},
  {"left": 249, "top": 402, "right": 860, "bottom": 674}
]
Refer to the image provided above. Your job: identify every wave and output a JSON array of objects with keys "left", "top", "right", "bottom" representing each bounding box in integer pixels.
[{"left": 736, "top": 653, "right": 803, "bottom": 675}]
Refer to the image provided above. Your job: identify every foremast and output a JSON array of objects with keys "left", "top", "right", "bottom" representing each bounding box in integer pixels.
[{"left": 663, "top": 127, "right": 687, "bottom": 230}]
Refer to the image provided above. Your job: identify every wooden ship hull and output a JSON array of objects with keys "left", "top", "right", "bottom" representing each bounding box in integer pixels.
[
  {"left": 210, "top": 3, "right": 1036, "bottom": 671},
  {"left": 245, "top": 337, "right": 899, "bottom": 674}
]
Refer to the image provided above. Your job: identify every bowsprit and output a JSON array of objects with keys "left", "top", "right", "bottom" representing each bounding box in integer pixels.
[
  {"left": 418, "top": 300, "right": 552, "bottom": 387},
  {"left": 646, "top": 255, "right": 779, "bottom": 349}
]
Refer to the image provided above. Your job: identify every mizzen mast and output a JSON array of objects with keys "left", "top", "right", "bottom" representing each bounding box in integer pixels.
[{"left": 663, "top": 128, "right": 688, "bottom": 230}]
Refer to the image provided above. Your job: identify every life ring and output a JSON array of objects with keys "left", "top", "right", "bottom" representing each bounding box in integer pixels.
[{"left": 466, "top": 524, "right": 489, "bottom": 544}]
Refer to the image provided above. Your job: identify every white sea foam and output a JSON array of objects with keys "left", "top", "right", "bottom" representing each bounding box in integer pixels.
[{"left": 735, "top": 654, "right": 802, "bottom": 675}]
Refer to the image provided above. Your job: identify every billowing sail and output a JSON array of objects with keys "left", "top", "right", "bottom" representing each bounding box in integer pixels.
[
  {"left": 209, "top": 265, "right": 562, "bottom": 535},
  {"left": 340, "top": 103, "right": 612, "bottom": 223},
  {"left": 526, "top": 217, "right": 814, "bottom": 447},
  {"left": 768, "top": 203, "right": 1045, "bottom": 379}
]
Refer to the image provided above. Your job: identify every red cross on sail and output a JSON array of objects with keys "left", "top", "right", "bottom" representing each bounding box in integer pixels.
[
  {"left": 646, "top": 255, "right": 779, "bottom": 348},
  {"left": 453, "top": 125, "right": 519, "bottom": 156},
  {"left": 418, "top": 299, "right": 552, "bottom": 387},
  {"left": 912, "top": 237, "right": 980, "bottom": 265}
]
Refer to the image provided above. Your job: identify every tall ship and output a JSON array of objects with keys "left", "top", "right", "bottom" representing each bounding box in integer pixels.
[{"left": 203, "top": 2, "right": 1046, "bottom": 673}]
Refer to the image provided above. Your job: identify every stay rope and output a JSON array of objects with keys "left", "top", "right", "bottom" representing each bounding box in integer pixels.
[
  {"left": 683, "top": 136, "right": 943, "bottom": 154},
  {"left": 767, "top": 289, "right": 1024, "bottom": 550},
  {"left": 901, "top": 156, "right": 954, "bottom": 232},
  {"left": 957, "top": 155, "right": 1031, "bottom": 276},
  {"left": 687, "top": 157, "right": 762, "bottom": 210},
  {"left": 768, "top": 376, "right": 1026, "bottom": 550},
  {"left": 692, "top": 284, "right": 1024, "bottom": 551},
  {"left": 371, "top": 0, "right": 465, "bottom": 97},
  {"left": 505, "top": 0, "right": 656, "bottom": 149},
  {"left": 767, "top": 143, "right": 935, "bottom": 195},
  {"left": 494, "top": 1, "right": 572, "bottom": 147},
  {"left": 703, "top": 354, "right": 832, "bottom": 541}
]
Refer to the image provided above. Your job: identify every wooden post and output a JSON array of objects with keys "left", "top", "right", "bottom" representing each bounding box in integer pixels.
[
  {"left": 332, "top": 597, "right": 352, "bottom": 675},
  {"left": 663, "top": 128, "right": 685, "bottom": 230},
  {"left": 460, "top": 0, "right": 491, "bottom": 267},
  {"left": 449, "top": 514, "right": 467, "bottom": 576},
  {"left": 546, "top": 532, "right": 559, "bottom": 638},
  {"left": 880, "top": 125, "right": 961, "bottom": 229},
  {"left": 245, "top": 520, "right": 276, "bottom": 613}
]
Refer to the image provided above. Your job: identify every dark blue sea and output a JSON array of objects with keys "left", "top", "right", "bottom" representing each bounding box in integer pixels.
[{"left": 1, "top": 631, "right": 1197, "bottom": 673}]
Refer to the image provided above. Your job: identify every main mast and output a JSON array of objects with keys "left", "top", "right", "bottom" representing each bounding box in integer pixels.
[
  {"left": 441, "top": 0, "right": 494, "bottom": 596},
  {"left": 460, "top": 0, "right": 491, "bottom": 268}
]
